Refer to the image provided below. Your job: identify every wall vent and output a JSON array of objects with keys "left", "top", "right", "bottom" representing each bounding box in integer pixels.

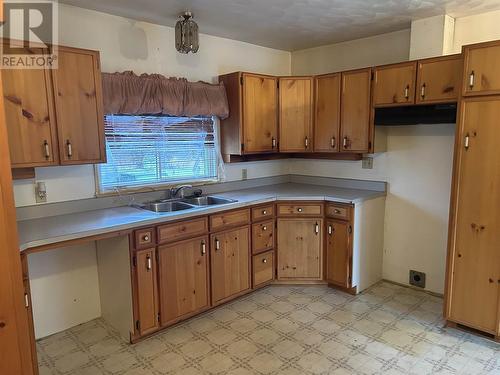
[{"left": 409, "top": 270, "right": 426, "bottom": 288}]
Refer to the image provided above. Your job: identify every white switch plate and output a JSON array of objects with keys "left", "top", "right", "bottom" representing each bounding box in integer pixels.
[
  {"left": 241, "top": 168, "right": 248, "bottom": 180},
  {"left": 362, "top": 157, "right": 373, "bottom": 169}
]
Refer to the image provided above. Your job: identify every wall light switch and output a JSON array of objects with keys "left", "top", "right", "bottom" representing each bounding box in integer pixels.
[
  {"left": 362, "top": 157, "right": 373, "bottom": 169},
  {"left": 241, "top": 168, "right": 248, "bottom": 180}
]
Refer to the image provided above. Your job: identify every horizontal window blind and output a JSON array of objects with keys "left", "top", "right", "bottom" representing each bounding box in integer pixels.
[{"left": 97, "top": 115, "right": 218, "bottom": 193}]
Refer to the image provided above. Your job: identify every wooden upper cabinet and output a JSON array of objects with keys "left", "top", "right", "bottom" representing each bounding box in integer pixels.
[
  {"left": 2, "top": 48, "right": 58, "bottom": 167},
  {"left": 373, "top": 62, "right": 417, "bottom": 107},
  {"left": 314, "top": 74, "right": 341, "bottom": 152},
  {"left": 279, "top": 77, "right": 313, "bottom": 153},
  {"left": 463, "top": 41, "right": 500, "bottom": 96},
  {"left": 448, "top": 96, "right": 500, "bottom": 334},
  {"left": 158, "top": 236, "right": 210, "bottom": 326},
  {"left": 340, "top": 69, "right": 371, "bottom": 153},
  {"left": 242, "top": 73, "right": 278, "bottom": 153},
  {"left": 52, "top": 46, "right": 105, "bottom": 164},
  {"left": 416, "top": 55, "right": 462, "bottom": 104}
]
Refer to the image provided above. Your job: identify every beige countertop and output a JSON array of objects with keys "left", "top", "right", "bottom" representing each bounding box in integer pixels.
[{"left": 17, "top": 183, "right": 385, "bottom": 252}]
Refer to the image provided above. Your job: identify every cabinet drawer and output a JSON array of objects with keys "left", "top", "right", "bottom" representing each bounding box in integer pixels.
[
  {"left": 277, "top": 203, "right": 323, "bottom": 217},
  {"left": 252, "top": 220, "right": 274, "bottom": 254},
  {"left": 326, "top": 203, "right": 352, "bottom": 221},
  {"left": 158, "top": 217, "right": 208, "bottom": 244},
  {"left": 210, "top": 208, "right": 250, "bottom": 231},
  {"left": 253, "top": 251, "right": 274, "bottom": 288},
  {"left": 134, "top": 228, "right": 155, "bottom": 249},
  {"left": 252, "top": 205, "right": 274, "bottom": 221}
]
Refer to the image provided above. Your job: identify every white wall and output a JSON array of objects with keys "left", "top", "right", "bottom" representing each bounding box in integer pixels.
[
  {"left": 453, "top": 10, "right": 500, "bottom": 52},
  {"left": 13, "top": 3, "right": 291, "bottom": 208},
  {"left": 291, "top": 29, "right": 410, "bottom": 75}
]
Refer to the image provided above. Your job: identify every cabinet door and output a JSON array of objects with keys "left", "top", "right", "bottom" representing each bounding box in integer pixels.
[
  {"left": 132, "top": 248, "right": 159, "bottom": 336},
  {"left": 463, "top": 41, "right": 500, "bottom": 96},
  {"left": 373, "top": 62, "right": 417, "bottom": 107},
  {"left": 314, "top": 74, "right": 341, "bottom": 152},
  {"left": 158, "top": 236, "right": 209, "bottom": 326},
  {"left": 326, "top": 220, "right": 352, "bottom": 287},
  {"left": 2, "top": 48, "right": 58, "bottom": 167},
  {"left": 279, "top": 77, "right": 313, "bottom": 152},
  {"left": 52, "top": 46, "right": 105, "bottom": 164},
  {"left": 416, "top": 55, "right": 462, "bottom": 104},
  {"left": 277, "top": 218, "right": 322, "bottom": 279},
  {"left": 243, "top": 73, "right": 278, "bottom": 153},
  {"left": 448, "top": 97, "right": 500, "bottom": 334},
  {"left": 211, "top": 226, "right": 250, "bottom": 304},
  {"left": 340, "top": 69, "right": 371, "bottom": 153}
]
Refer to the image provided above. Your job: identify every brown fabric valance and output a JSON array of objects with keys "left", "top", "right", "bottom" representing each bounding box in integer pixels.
[{"left": 102, "top": 71, "right": 229, "bottom": 119}]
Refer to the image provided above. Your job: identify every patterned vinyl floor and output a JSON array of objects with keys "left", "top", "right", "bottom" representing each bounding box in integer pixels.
[{"left": 37, "top": 282, "right": 500, "bottom": 375}]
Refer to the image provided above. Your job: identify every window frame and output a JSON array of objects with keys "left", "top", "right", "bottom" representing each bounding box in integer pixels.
[{"left": 94, "top": 115, "right": 223, "bottom": 196}]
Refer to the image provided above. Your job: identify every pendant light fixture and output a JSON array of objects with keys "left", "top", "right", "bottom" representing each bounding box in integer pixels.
[{"left": 175, "top": 11, "right": 199, "bottom": 54}]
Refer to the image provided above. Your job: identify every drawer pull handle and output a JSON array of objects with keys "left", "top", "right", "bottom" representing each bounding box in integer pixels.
[
  {"left": 43, "top": 140, "right": 50, "bottom": 159},
  {"left": 215, "top": 239, "right": 221, "bottom": 251},
  {"left": 142, "top": 235, "right": 150, "bottom": 242},
  {"left": 469, "top": 71, "right": 475, "bottom": 89},
  {"left": 334, "top": 209, "right": 341, "bottom": 214},
  {"left": 262, "top": 226, "right": 267, "bottom": 231},
  {"left": 297, "top": 208, "right": 303, "bottom": 213},
  {"left": 262, "top": 210, "right": 267, "bottom": 215},
  {"left": 315, "top": 223, "right": 319, "bottom": 235},
  {"left": 201, "top": 241, "right": 206, "bottom": 255},
  {"left": 262, "top": 258, "right": 267, "bottom": 264},
  {"left": 146, "top": 255, "right": 152, "bottom": 271}
]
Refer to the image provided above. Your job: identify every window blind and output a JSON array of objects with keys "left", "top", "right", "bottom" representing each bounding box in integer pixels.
[{"left": 97, "top": 115, "right": 218, "bottom": 193}]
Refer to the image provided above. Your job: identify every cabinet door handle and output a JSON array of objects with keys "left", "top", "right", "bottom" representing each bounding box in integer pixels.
[
  {"left": 262, "top": 210, "right": 267, "bottom": 215},
  {"left": 469, "top": 71, "right": 475, "bottom": 89},
  {"left": 146, "top": 255, "right": 152, "bottom": 271},
  {"left": 343, "top": 137, "right": 348, "bottom": 149},
  {"left": 304, "top": 137, "right": 309, "bottom": 149},
  {"left": 272, "top": 137, "right": 277, "bottom": 148},
  {"left": 420, "top": 83, "right": 426, "bottom": 99},
  {"left": 215, "top": 239, "right": 220, "bottom": 251},
  {"left": 43, "top": 140, "right": 50, "bottom": 159},
  {"left": 404, "top": 85, "right": 410, "bottom": 99},
  {"left": 331, "top": 137, "right": 336, "bottom": 148},
  {"left": 201, "top": 241, "right": 206, "bottom": 255},
  {"left": 24, "top": 293, "right": 29, "bottom": 308},
  {"left": 142, "top": 234, "right": 150, "bottom": 242},
  {"left": 328, "top": 225, "right": 333, "bottom": 235},
  {"left": 315, "top": 223, "right": 320, "bottom": 235},
  {"left": 66, "top": 139, "right": 73, "bottom": 158},
  {"left": 464, "top": 133, "right": 470, "bottom": 150},
  {"left": 262, "top": 258, "right": 268, "bottom": 264},
  {"left": 297, "top": 207, "right": 303, "bottom": 213},
  {"left": 262, "top": 225, "right": 267, "bottom": 231}
]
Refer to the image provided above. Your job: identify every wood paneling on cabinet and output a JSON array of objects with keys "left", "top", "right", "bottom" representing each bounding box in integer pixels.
[
  {"left": 52, "top": 46, "right": 105, "bottom": 164},
  {"left": 340, "top": 69, "right": 372, "bottom": 153},
  {"left": 416, "top": 55, "right": 462, "bottom": 104},
  {"left": 251, "top": 205, "right": 274, "bottom": 222},
  {"left": 211, "top": 226, "right": 251, "bottom": 304},
  {"left": 277, "top": 218, "right": 323, "bottom": 280},
  {"left": 2, "top": 48, "right": 58, "bottom": 168},
  {"left": 314, "top": 73, "right": 341, "bottom": 152},
  {"left": 446, "top": 96, "right": 500, "bottom": 334},
  {"left": 325, "top": 220, "right": 352, "bottom": 287},
  {"left": 279, "top": 77, "right": 314, "bottom": 152},
  {"left": 252, "top": 220, "right": 274, "bottom": 254},
  {"left": 373, "top": 62, "right": 417, "bottom": 107},
  {"left": 277, "top": 202, "right": 323, "bottom": 217},
  {"left": 158, "top": 217, "right": 208, "bottom": 244},
  {"left": 462, "top": 40, "right": 500, "bottom": 96},
  {"left": 132, "top": 248, "right": 159, "bottom": 336},
  {"left": 158, "top": 236, "right": 210, "bottom": 326}
]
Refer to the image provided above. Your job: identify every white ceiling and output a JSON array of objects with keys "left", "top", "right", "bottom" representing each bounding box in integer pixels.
[{"left": 59, "top": 0, "right": 500, "bottom": 51}]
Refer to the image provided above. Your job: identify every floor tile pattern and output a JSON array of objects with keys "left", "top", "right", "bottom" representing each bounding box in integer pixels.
[{"left": 37, "top": 282, "right": 500, "bottom": 374}]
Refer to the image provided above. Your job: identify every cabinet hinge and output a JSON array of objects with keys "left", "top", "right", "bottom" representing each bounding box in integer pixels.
[
  {"left": 348, "top": 225, "right": 353, "bottom": 234},
  {"left": 241, "top": 143, "right": 244, "bottom": 151},
  {"left": 370, "top": 71, "right": 374, "bottom": 81},
  {"left": 157, "top": 313, "right": 161, "bottom": 323},
  {"left": 132, "top": 256, "right": 137, "bottom": 267},
  {"left": 240, "top": 76, "right": 244, "bottom": 85},
  {"left": 368, "top": 141, "right": 372, "bottom": 150},
  {"left": 135, "top": 320, "right": 140, "bottom": 331},
  {"left": 277, "top": 80, "right": 280, "bottom": 89},
  {"left": 348, "top": 275, "right": 352, "bottom": 284}
]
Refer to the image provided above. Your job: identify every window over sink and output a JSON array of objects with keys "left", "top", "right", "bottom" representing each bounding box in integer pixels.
[{"left": 96, "top": 115, "right": 220, "bottom": 194}]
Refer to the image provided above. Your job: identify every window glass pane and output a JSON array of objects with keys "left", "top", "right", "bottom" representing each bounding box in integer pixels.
[{"left": 97, "top": 115, "right": 218, "bottom": 193}]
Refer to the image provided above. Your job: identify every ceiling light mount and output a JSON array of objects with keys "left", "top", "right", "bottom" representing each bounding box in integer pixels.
[{"left": 175, "top": 11, "right": 199, "bottom": 54}]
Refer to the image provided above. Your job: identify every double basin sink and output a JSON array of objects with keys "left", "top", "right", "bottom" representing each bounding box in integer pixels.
[{"left": 138, "top": 196, "right": 237, "bottom": 213}]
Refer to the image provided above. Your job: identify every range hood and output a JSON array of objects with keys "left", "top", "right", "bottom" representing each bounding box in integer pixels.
[{"left": 374, "top": 104, "right": 457, "bottom": 126}]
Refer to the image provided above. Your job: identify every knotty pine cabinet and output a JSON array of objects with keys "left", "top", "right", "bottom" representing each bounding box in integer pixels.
[
  {"left": 219, "top": 72, "right": 278, "bottom": 159},
  {"left": 279, "top": 77, "right": 314, "bottom": 152},
  {"left": 373, "top": 62, "right": 417, "bottom": 107},
  {"left": 2, "top": 43, "right": 106, "bottom": 171},
  {"left": 462, "top": 40, "right": 500, "bottom": 96},
  {"left": 314, "top": 73, "right": 341, "bottom": 152},
  {"left": 416, "top": 55, "right": 462, "bottom": 104},
  {"left": 446, "top": 96, "right": 500, "bottom": 337},
  {"left": 251, "top": 204, "right": 276, "bottom": 288}
]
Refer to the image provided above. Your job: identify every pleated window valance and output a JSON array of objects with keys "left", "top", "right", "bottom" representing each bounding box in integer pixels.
[{"left": 102, "top": 71, "right": 229, "bottom": 119}]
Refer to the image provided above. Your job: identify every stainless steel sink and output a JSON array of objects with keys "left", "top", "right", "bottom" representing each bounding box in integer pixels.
[
  {"left": 182, "top": 196, "right": 237, "bottom": 206},
  {"left": 141, "top": 201, "right": 195, "bottom": 213}
]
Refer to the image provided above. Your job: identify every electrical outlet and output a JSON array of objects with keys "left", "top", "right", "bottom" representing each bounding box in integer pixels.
[
  {"left": 362, "top": 157, "right": 373, "bottom": 169},
  {"left": 35, "top": 181, "right": 47, "bottom": 203},
  {"left": 241, "top": 168, "right": 248, "bottom": 180}
]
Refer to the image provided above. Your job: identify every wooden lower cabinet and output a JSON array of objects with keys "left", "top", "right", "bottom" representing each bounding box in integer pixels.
[
  {"left": 325, "top": 220, "right": 352, "bottom": 287},
  {"left": 252, "top": 220, "right": 274, "bottom": 254},
  {"left": 132, "top": 248, "right": 160, "bottom": 336},
  {"left": 253, "top": 251, "right": 275, "bottom": 288},
  {"left": 277, "top": 218, "right": 323, "bottom": 280},
  {"left": 157, "top": 236, "right": 210, "bottom": 326},
  {"left": 211, "top": 226, "right": 251, "bottom": 304}
]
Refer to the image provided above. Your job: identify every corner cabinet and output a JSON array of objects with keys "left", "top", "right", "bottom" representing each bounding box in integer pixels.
[
  {"left": 2, "top": 43, "right": 106, "bottom": 171},
  {"left": 279, "top": 77, "right": 314, "bottom": 153},
  {"left": 218, "top": 72, "right": 278, "bottom": 159},
  {"left": 462, "top": 40, "right": 500, "bottom": 96}
]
